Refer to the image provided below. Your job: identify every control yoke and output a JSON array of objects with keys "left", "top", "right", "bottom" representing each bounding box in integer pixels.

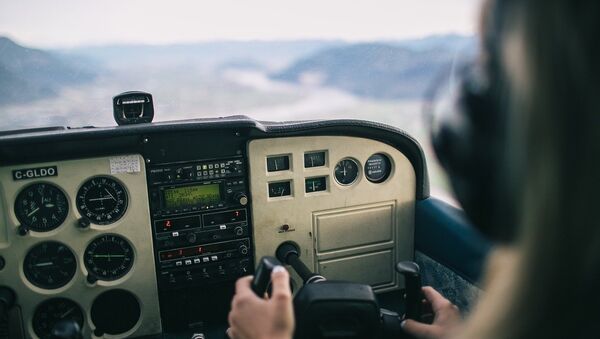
[{"left": 249, "top": 242, "right": 430, "bottom": 339}]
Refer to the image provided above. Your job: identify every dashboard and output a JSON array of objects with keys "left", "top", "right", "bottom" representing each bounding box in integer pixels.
[{"left": 0, "top": 117, "right": 428, "bottom": 338}]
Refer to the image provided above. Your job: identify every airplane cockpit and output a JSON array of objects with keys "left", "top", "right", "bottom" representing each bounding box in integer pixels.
[
  {"left": 0, "top": 93, "right": 489, "bottom": 338},
  {"left": 0, "top": 1, "right": 501, "bottom": 338}
]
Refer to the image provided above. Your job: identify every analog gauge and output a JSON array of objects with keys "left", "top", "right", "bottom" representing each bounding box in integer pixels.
[
  {"left": 304, "top": 151, "right": 326, "bottom": 168},
  {"left": 266, "top": 155, "right": 290, "bottom": 172},
  {"left": 23, "top": 241, "right": 77, "bottom": 289},
  {"left": 14, "top": 183, "right": 68, "bottom": 232},
  {"left": 33, "top": 298, "right": 84, "bottom": 338},
  {"left": 84, "top": 234, "right": 134, "bottom": 281},
  {"left": 334, "top": 158, "right": 360, "bottom": 185},
  {"left": 365, "top": 153, "right": 392, "bottom": 183},
  {"left": 76, "top": 176, "right": 128, "bottom": 225},
  {"left": 268, "top": 181, "right": 292, "bottom": 198},
  {"left": 305, "top": 177, "right": 327, "bottom": 193}
]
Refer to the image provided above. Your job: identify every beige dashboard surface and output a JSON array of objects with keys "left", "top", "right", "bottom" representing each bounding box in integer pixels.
[
  {"left": 248, "top": 136, "right": 416, "bottom": 292},
  {"left": 0, "top": 155, "right": 161, "bottom": 338}
]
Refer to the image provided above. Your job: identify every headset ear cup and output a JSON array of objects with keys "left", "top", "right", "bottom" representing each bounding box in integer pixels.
[{"left": 431, "top": 72, "right": 503, "bottom": 240}]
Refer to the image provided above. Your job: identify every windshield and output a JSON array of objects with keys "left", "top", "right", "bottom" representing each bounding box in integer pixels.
[{"left": 0, "top": 0, "right": 482, "bottom": 199}]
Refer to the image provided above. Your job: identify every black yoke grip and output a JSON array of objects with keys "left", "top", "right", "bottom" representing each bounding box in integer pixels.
[{"left": 251, "top": 256, "right": 282, "bottom": 296}]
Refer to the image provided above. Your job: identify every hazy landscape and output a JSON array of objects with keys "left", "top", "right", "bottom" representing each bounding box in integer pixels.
[{"left": 0, "top": 35, "right": 476, "bottom": 197}]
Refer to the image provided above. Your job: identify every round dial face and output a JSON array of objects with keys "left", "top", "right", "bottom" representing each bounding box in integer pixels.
[
  {"left": 14, "top": 183, "right": 69, "bottom": 232},
  {"left": 24, "top": 241, "right": 77, "bottom": 289},
  {"left": 334, "top": 158, "right": 360, "bottom": 185},
  {"left": 33, "top": 298, "right": 84, "bottom": 338},
  {"left": 77, "top": 176, "right": 128, "bottom": 225},
  {"left": 84, "top": 234, "right": 134, "bottom": 281},
  {"left": 365, "top": 153, "right": 392, "bottom": 183}
]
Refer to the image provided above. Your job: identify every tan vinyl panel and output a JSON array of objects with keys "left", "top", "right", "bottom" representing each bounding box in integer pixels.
[
  {"left": 314, "top": 202, "right": 394, "bottom": 253},
  {"left": 0, "top": 155, "right": 161, "bottom": 339},
  {"left": 319, "top": 250, "right": 395, "bottom": 287},
  {"left": 248, "top": 136, "right": 416, "bottom": 293}
]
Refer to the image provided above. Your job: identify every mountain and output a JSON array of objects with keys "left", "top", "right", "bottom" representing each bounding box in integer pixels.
[
  {"left": 0, "top": 37, "right": 97, "bottom": 105},
  {"left": 272, "top": 36, "right": 476, "bottom": 99},
  {"left": 60, "top": 40, "right": 347, "bottom": 72}
]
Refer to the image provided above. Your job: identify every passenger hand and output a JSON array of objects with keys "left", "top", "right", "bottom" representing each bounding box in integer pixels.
[
  {"left": 227, "top": 266, "right": 294, "bottom": 339},
  {"left": 401, "top": 286, "right": 461, "bottom": 339}
]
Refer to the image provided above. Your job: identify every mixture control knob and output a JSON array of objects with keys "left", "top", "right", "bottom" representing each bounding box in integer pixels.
[
  {"left": 234, "top": 226, "right": 244, "bottom": 236},
  {"left": 235, "top": 193, "right": 248, "bottom": 206},
  {"left": 238, "top": 244, "right": 249, "bottom": 255}
]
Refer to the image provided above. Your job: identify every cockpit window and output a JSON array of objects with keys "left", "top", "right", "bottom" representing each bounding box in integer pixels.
[{"left": 0, "top": 0, "right": 481, "bottom": 199}]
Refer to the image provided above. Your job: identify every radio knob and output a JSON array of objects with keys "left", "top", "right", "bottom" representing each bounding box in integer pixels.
[
  {"left": 234, "top": 226, "right": 244, "bottom": 236},
  {"left": 238, "top": 244, "right": 249, "bottom": 255},
  {"left": 235, "top": 193, "right": 248, "bottom": 206},
  {"left": 187, "top": 233, "right": 197, "bottom": 243}
]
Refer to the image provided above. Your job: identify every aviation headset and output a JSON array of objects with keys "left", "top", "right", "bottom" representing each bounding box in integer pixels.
[{"left": 428, "top": 0, "right": 518, "bottom": 243}]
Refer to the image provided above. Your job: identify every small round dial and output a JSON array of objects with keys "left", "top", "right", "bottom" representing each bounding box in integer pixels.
[
  {"left": 84, "top": 234, "right": 134, "bottom": 281},
  {"left": 77, "top": 176, "right": 128, "bottom": 225},
  {"left": 334, "top": 158, "right": 360, "bottom": 185},
  {"left": 33, "top": 298, "right": 84, "bottom": 338},
  {"left": 14, "top": 183, "right": 69, "bottom": 232},
  {"left": 365, "top": 153, "right": 392, "bottom": 183},
  {"left": 24, "top": 241, "right": 77, "bottom": 289}
]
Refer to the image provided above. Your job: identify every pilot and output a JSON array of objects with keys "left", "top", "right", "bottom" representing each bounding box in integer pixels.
[{"left": 228, "top": 0, "right": 600, "bottom": 338}]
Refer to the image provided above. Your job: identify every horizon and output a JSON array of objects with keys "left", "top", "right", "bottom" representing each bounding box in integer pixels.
[{"left": 1, "top": 33, "right": 474, "bottom": 51}]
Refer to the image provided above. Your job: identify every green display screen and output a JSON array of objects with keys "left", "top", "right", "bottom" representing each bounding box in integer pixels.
[{"left": 163, "top": 184, "right": 220, "bottom": 209}]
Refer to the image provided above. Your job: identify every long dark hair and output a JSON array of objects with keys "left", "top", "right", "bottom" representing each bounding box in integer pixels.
[{"left": 460, "top": 1, "right": 600, "bottom": 338}]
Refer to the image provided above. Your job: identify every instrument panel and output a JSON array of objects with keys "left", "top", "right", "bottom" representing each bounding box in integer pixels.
[
  {"left": 0, "top": 155, "right": 161, "bottom": 338},
  {"left": 0, "top": 122, "right": 420, "bottom": 338},
  {"left": 249, "top": 136, "right": 415, "bottom": 292}
]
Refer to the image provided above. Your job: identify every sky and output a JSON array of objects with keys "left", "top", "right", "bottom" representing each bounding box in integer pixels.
[{"left": 0, "top": 0, "right": 482, "bottom": 48}]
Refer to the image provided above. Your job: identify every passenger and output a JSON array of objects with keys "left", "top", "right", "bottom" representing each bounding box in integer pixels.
[{"left": 228, "top": 0, "right": 600, "bottom": 338}]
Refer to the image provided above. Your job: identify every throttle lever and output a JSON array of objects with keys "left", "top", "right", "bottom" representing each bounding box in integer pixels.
[
  {"left": 251, "top": 256, "right": 282, "bottom": 296},
  {"left": 396, "top": 261, "right": 423, "bottom": 321}
]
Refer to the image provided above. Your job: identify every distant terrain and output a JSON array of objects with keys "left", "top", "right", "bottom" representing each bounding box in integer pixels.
[
  {"left": 0, "top": 37, "right": 96, "bottom": 105},
  {"left": 0, "top": 35, "right": 474, "bottom": 107},
  {"left": 274, "top": 43, "right": 457, "bottom": 99}
]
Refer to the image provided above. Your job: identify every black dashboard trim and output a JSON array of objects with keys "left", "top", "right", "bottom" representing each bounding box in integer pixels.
[{"left": 0, "top": 116, "right": 429, "bottom": 199}]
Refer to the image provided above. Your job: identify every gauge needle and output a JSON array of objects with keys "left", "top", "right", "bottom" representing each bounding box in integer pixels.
[
  {"left": 280, "top": 189, "right": 285, "bottom": 197},
  {"left": 89, "top": 197, "right": 112, "bottom": 201},
  {"left": 34, "top": 262, "right": 54, "bottom": 267},
  {"left": 27, "top": 207, "right": 40, "bottom": 217},
  {"left": 60, "top": 307, "right": 75, "bottom": 319},
  {"left": 104, "top": 188, "right": 117, "bottom": 201},
  {"left": 343, "top": 167, "right": 347, "bottom": 176},
  {"left": 312, "top": 181, "right": 316, "bottom": 191},
  {"left": 92, "top": 254, "right": 125, "bottom": 258}
]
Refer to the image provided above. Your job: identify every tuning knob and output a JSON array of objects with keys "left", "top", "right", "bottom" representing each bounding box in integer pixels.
[
  {"left": 235, "top": 192, "right": 248, "bottom": 206},
  {"left": 234, "top": 226, "right": 244, "bottom": 236},
  {"left": 238, "top": 244, "right": 249, "bottom": 255}
]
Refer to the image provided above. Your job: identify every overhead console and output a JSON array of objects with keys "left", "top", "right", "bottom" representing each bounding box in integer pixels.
[{"left": 249, "top": 136, "right": 416, "bottom": 292}]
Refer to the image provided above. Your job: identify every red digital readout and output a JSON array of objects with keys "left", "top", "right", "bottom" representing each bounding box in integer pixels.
[{"left": 160, "top": 246, "right": 204, "bottom": 261}]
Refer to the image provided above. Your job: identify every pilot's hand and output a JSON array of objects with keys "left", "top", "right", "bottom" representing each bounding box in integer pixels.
[
  {"left": 401, "top": 286, "right": 461, "bottom": 339},
  {"left": 227, "top": 266, "right": 294, "bottom": 339}
]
